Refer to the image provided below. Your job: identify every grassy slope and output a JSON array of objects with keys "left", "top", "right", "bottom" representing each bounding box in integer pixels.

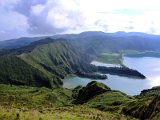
[
  {"left": 0, "top": 38, "right": 89, "bottom": 88},
  {"left": 124, "top": 50, "right": 160, "bottom": 58},
  {"left": 85, "top": 91, "right": 134, "bottom": 112},
  {"left": 0, "top": 78, "right": 158, "bottom": 120},
  {"left": 19, "top": 41, "right": 76, "bottom": 78},
  {"left": 0, "top": 55, "right": 52, "bottom": 88},
  {"left": 1, "top": 36, "right": 160, "bottom": 88},
  {"left": 122, "top": 86, "right": 160, "bottom": 120},
  {"left": 96, "top": 52, "right": 123, "bottom": 65},
  {"left": 19, "top": 42, "right": 75, "bottom": 87},
  {"left": 19, "top": 39, "right": 96, "bottom": 88},
  {"left": 0, "top": 84, "right": 136, "bottom": 120},
  {"left": 72, "top": 82, "right": 160, "bottom": 120}
]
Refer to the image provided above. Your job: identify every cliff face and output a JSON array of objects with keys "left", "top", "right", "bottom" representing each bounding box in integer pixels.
[{"left": 123, "top": 86, "right": 160, "bottom": 120}]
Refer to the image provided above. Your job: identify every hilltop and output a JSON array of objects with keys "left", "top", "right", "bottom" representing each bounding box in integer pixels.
[{"left": 0, "top": 81, "right": 160, "bottom": 120}]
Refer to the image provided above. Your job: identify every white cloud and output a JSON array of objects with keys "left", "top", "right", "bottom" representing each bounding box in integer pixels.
[
  {"left": 45, "top": 0, "right": 82, "bottom": 30},
  {"left": 0, "top": 10, "right": 29, "bottom": 40},
  {"left": 31, "top": 4, "right": 45, "bottom": 15},
  {"left": 1, "top": 0, "right": 160, "bottom": 40},
  {"left": 75, "top": 0, "right": 160, "bottom": 34}
]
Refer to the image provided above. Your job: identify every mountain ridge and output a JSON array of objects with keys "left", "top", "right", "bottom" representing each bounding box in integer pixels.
[
  {"left": 0, "top": 36, "right": 147, "bottom": 88},
  {"left": 1, "top": 31, "right": 160, "bottom": 50}
]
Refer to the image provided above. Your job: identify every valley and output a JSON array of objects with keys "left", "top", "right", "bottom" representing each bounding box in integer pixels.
[{"left": 0, "top": 31, "right": 160, "bottom": 120}]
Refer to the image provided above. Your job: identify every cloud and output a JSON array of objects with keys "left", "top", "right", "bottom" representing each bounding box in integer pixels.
[
  {"left": 1, "top": 0, "right": 160, "bottom": 40},
  {"left": 13, "top": 0, "right": 85, "bottom": 35},
  {"left": 31, "top": 4, "right": 45, "bottom": 15},
  {"left": 0, "top": 1, "right": 29, "bottom": 40}
]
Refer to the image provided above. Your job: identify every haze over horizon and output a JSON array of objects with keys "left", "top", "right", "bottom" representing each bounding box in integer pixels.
[{"left": 1, "top": 0, "right": 160, "bottom": 40}]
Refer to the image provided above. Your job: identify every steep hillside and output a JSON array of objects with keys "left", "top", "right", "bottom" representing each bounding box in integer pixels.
[
  {"left": 0, "top": 37, "right": 97, "bottom": 88},
  {"left": 123, "top": 86, "right": 160, "bottom": 120},
  {"left": 0, "top": 79, "right": 159, "bottom": 119},
  {"left": 72, "top": 82, "right": 160, "bottom": 120},
  {"left": 18, "top": 38, "right": 96, "bottom": 87},
  {"left": 0, "top": 37, "right": 146, "bottom": 88},
  {"left": 0, "top": 55, "right": 52, "bottom": 88},
  {"left": 0, "top": 81, "right": 137, "bottom": 120}
]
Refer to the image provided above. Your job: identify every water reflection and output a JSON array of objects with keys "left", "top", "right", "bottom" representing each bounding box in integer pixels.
[
  {"left": 148, "top": 76, "right": 160, "bottom": 87},
  {"left": 63, "top": 57, "right": 160, "bottom": 96},
  {"left": 123, "top": 57, "right": 160, "bottom": 88}
]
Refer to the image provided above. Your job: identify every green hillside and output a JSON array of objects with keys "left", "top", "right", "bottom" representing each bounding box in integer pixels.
[
  {"left": 1, "top": 81, "right": 160, "bottom": 120},
  {"left": 0, "top": 38, "right": 96, "bottom": 88},
  {"left": 19, "top": 39, "right": 95, "bottom": 87},
  {"left": 0, "top": 81, "right": 138, "bottom": 120},
  {"left": 0, "top": 31, "right": 160, "bottom": 120},
  {"left": 0, "top": 36, "right": 148, "bottom": 88},
  {"left": 0, "top": 55, "right": 52, "bottom": 88}
]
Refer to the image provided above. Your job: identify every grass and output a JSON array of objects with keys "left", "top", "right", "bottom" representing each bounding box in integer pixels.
[
  {"left": 85, "top": 90, "right": 134, "bottom": 112},
  {"left": 19, "top": 42, "right": 76, "bottom": 79},
  {"left": 96, "top": 52, "right": 123, "bottom": 65},
  {"left": 124, "top": 50, "right": 160, "bottom": 58},
  {"left": 0, "top": 84, "right": 72, "bottom": 108},
  {"left": 0, "top": 84, "right": 137, "bottom": 120},
  {"left": 0, "top": 105, "right": 137, "bottom": 120},
  {"left": 0, "top": 106, "right": 85, "bottom": 120},
  {"left": 96, "top": 50, "right": 160, "bottom": 66}
]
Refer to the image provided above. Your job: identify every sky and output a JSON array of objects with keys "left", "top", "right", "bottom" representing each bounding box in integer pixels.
[{"left": 0, "top": 0, "right": 160, "bottom": 40}]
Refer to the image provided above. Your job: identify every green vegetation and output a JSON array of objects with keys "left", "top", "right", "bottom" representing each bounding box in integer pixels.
[
  {"left": 19, "top": 41, "right": 76, "bottom": 78},
  {"left": 0, "top": 38, "right": 97, "bottom": 88},
  {"left": 19, "top": 39, "right": 96, "bottom": 88},
  {"left": 0, "top": 83, "right": 137, "bottom": 120},
  {"left": 97, "top": 52, "right": 123, "bottom": 65},
  {"left": 98, "top": 66, "right": 146, "bottom": 79},
  {"left": 0, "top": 55, "right": 52, "bottom": 88},
  {"left": 124, "top": 50, "right": 160, "bottom": 58},
  {"left": 122, "top": 86, "right": 160, "bottom": 120},
  {"left": 73, "top": 82, "right": 160, "bottom": 120},
  {"left": 1, "top": 32, "right": 160, "bottom": 119},
  {"left": 0, "top": 35, "right": 156, "bottom": 88},
  {"left": 85, "top": 91, "right": 134, "bottom": 112},
  {"left": 73, "top": 81, "right": 135, "bottom": 113},
  {"left": 0, "top": 81, "right": 160, "bottom": 120},
  {"left": 0, "top": 84, "right": 72, "bottom": 108},
  {"left": 73, "top": 81, "right": 111, "bottom": 104},
  {"left": 138, "top": 86, "right": 160, "bottom": 98}
]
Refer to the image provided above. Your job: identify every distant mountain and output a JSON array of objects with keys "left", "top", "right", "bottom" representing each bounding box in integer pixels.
[
  {"left": 0, "top": 31, "right": 160, "bottom": 88},
  {"left": 0, "top": 36, "right": 46, "bottom": 49},
  {"left": 1, "top": 31, "right": 160, "bottom": 50}
]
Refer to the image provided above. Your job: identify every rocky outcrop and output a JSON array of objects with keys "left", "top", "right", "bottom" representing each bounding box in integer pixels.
[
  {"left": 73, "top": 81, "right": 111, "bottom": 104},
  {"left": 123, "top": 96, "right": 160, "bottom": 120}
]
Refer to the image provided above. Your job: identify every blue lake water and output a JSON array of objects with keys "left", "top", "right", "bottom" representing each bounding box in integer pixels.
[{"left": 63, "top": 57, "right": 160, "bottom": 96}]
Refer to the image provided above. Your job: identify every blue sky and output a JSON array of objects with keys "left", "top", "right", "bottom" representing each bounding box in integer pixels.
[{"left": 0, "top": 0, "right": 160, "bottom": 40}]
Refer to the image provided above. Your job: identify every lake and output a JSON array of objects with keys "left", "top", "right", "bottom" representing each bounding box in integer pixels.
[{"left": 63, "top": 57, "right": 160, "bottom": 96}]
